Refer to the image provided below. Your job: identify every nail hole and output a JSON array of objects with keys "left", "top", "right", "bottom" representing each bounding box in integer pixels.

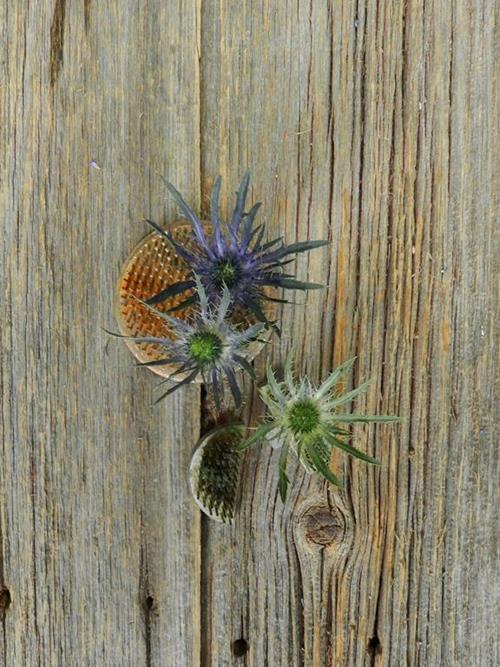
[
  {"left": 367, "top": 635, "right": 382, "bottom": 656},
  {"left": 0, "top": 588, "right": 11, "bottom": 613},
  {"left": 232, "top": 638, "right": 249, "bottom": 657}
]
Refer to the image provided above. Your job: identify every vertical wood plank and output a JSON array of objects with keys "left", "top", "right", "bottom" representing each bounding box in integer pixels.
[
  {"left": 199, "top": 1, "right": 498, "bottom": 665},
  {"left": 0, "top": 2, "right": 201, "bottom": 665}
]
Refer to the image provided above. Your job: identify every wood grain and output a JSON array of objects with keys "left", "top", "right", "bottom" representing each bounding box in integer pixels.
[
  {"left": 1, "top": 1, "right": 202, "bottom": 665},
  {"left": 1, "top": 1, "right": 498, "bottom": 666}
]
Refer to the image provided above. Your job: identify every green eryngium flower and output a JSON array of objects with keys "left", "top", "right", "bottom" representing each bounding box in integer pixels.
[{"left": 240, "top": 356, "right": 399, "bottom": 500}]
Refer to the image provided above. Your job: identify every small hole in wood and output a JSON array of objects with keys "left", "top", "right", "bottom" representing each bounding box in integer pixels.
[
  {"left": 0, "top": 588, "right": 11, "bottom": 612},
  {"left": 144, "top": 595, "right": 154, "bottom": 611},
  {"left": 367, "top": 635, "right": 382, "bottom": 656},
  {"left": 232, "top": 638, "right": 249, "bottom": 657}
]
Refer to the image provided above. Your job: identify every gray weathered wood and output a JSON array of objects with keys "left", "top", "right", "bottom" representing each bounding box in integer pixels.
[
  {"left": 200, "top": 1, "right": 498, "bottom": 665},
  {"left": 1, "top": 2, "right": 201, "bottom": 665},
  {"left": 1, "top": 1, "right": 498, "bottom": 666}
]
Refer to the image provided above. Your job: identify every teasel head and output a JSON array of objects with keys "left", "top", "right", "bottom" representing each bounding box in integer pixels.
[
  {"left": 144, "top": 172, "right": 328, "bottom": 325},
  {"left": 239, "top": 355, "right": 399, "bottom": 501},
  {"left": 109, "top": 276, "right": 265, "bottom": 411},
  {"left": 189, "top": 424, "right": 244, "bottom": 523}
]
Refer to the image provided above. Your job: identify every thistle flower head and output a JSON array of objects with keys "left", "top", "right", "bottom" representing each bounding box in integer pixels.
[
  {"left": 115, "top": 276, "right": 265, "bottom": 410},
  {"left": 144, "top": 172, "right": 328, "bottom": 324},
  {"left": 240, "top": 356, "right": 399, "bottom": 500}
]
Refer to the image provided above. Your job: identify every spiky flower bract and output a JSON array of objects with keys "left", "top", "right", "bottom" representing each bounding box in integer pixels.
[
  {"left": 144, "top": 172, "right": 328, "bottom": 324},
  {"left": 112, "top": 277, "right": 265, "bottom": 410},
  {"left": 240, "top": 356, "right": 399, "bottom": 500}
]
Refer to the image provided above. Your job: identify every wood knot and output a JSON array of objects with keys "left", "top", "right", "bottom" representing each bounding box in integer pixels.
[{"left": 300, "top": 505, "right": 344, "bottom": 546}]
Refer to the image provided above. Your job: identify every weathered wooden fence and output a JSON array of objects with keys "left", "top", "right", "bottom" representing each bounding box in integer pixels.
[{"left": 1, "top": 1, "right": 497, "bottom": 665}]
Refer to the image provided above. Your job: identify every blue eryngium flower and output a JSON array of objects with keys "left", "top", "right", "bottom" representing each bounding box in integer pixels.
[
  {"left": 144, "top": 172, "right": 328, "bottom": 324},
  {"left": 113, "top": 277, "right": 265, "bottom": 410}
]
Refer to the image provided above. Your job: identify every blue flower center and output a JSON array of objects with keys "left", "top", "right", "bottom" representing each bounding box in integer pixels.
[{"left": 213, "top": 259, "right": 239, "bottom": 288}]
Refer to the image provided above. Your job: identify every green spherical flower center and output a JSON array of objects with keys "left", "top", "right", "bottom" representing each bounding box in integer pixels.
[
  {"left": 188, "top": 331, "right": 223, "bottom": 366},
  {"left": 287, "top": 399, "right": 320, "bottom": 434},
  {"left": 213, "top": 259, "right": 239, "bottom": 288}
]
